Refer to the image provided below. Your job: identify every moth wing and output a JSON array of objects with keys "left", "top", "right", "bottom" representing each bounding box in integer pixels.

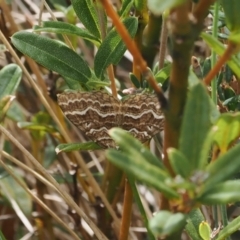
[
  {"left": 57, "top": 91, "right": 119, "bottom": 148},
  {"left": 121, "top": 93, "right": 164, "bottom": 143}
]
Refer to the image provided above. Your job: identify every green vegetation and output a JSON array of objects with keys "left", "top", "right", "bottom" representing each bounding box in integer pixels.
[{"left": 1, "top": 0, "right": 240, "bottom": 239}]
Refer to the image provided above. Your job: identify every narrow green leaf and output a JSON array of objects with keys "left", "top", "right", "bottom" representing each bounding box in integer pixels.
[
  {"left": 198, "top": 180, "right": 240, "bottom": 204},
  {"left": 56, "top": 142, "right": 102, "bottom": 153},
  {"left": 0, "top": 231, "right": 6, "bottom": 240},
  {"left": 149, "top": 210, "right": 186, "bottom": 237},
  {"left": 72, "top": 0, "right": 101, "bottom": 38},
  {"left": 34, "top": 21, "right": 101, "bottom": 46},
  {"left": 198, "top": 127, "right": 217, "bottom": 169},
  {"left": 0, "top": 169, "right": 32, "bottom": 216},
  {"left": 220, "top": 0, "right": 240, "bottom": 32},
  {"left": 167, "top": 148, "right": 191, "bottom": 178},
  {"left": 216, "top": 213, "right": 240, "bottom": 240},
  {"left": 154, "top": 64, "right": 171, "bottom": 84},
  {"left": 148, "top": 0, "right": 186, "bottom": 16},
  {"left": 0, "top": 64, "right": 22, "bottom": 99},
  {"left": 17, "top": 122, "right": 56, "bottom": 133},
  {"left": 229, "top": 31, "right": 240, "bottom": 45},
  {"left": 6, "top": 101, "right": 25, "bottom": 122},
  {"left": 205, "top": 144, "right": 240, "bottom": 186},
  {"left": 127, "top": 174, "right": 155, "bottom": 240},
  {"left": 199, "top": 221, "right": 211, "bottom": 240},
  {"left": 202, "top": 57, "right": 211, "bottom": 77},
  {"left": 11, "top": 31, "right": 91, "bottom": 89},
  {"left": 94, "top": 17, "right": 138, "bottom": 78},
  {"left": 188, "top": 70, "right": 201, "bottom": 88},
  {"left": 185, "top": 209, "right": 205, "bottom": 240},
  {"left": 86, "top": 80, "right": 110, "bottom": 88},
  {"left": 179, "top": 83, "right": 212, "bottom": 172},
  {"left": 106, "top": 150, "right": 179, "bottom": 198},
  {"left": 119, "top": 0, "right": 133, "bottom": 17},
  {"left": 63, "top": 5, "right": 76, "bottom": 24},
  {"left": 201, "top": 32, "right": 240, "bottom": 77},
  {"left": 129, "top": 73, "right": 141, "bottom": 88},
  {"left": 109, "top": 127, "right": 164, "bottom": 169},
  {"left": 0, "top": 96, "right": 15, "bottom": 122}
]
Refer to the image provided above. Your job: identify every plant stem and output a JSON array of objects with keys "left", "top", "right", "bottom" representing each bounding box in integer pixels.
[
  {"left": 158, "top": 15, "right": 168, "bottom": 70},
  {"left": 119, "top": 178, "right": 133, "bottom": 240},
  {"left": 99, "top": 0, "right": 168, "bottom": 108},
  {"left": 127, "top": 174, "right": 155, "bottom": 240},
  {"left": 204, "top": 42, "right": 237, "bottom": 86},
  {"left": 211, "top": 1, "right": 219, "bottom": 104},
  {"left": 164, "top": 2, "right": 192, "bottom": 176},
  {"left": 107, "top": 65, "right": 117, "bottom": 97}
]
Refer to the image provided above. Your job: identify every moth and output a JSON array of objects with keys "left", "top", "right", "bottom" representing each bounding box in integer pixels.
[{"left": 57, "top": 91, "right": 164, "bottom": 148}]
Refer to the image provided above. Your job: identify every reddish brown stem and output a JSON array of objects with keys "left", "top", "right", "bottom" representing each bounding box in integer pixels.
[
  {"left": 119, "top": 178, "right": 133, "bottom": 240},
  {"left": 99, "top": 0, "right": 167, "bottom": 108},
  {"left": 107, "top": 65, "right": 117, "bottom": 97},
  {"left": 204, "top": 42, "right": 237, "bottom": 85},
  {"left": 100, "top": 0, "right": 147, "bottom": 70}
]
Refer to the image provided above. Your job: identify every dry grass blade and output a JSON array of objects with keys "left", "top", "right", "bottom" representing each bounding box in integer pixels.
[
  {"left": 0, "top": 124, "right": 108, "bottom": 240},
  {"left": 0, "top": 158, "right": 81, "bottom": 240}
]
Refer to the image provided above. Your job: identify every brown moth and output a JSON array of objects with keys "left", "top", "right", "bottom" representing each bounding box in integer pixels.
[{"left": 57, "top": 91, "right": 164, "bottom": 148}]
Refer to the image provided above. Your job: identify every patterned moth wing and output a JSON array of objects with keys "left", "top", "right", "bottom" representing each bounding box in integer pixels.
[
  {"left": 57, "top": 91, "right": 120, "bottom": 148},
  {"left": 120, "top": 93, "right": 164, "bottom": 143}
]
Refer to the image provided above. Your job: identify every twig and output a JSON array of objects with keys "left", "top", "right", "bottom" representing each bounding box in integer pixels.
[
  {"left": 119, "top": 178, "right": 133, "bottom": 240},
  {"left": 99, "top": 0, "right": 168, "bottom": 109}
]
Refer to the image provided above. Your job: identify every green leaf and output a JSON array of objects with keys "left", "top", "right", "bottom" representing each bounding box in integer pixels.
[
  {"left": 201, "top": 32, "right": 240, "bottom": 77},
  {"left": 0, "top": 64, "right": 22, "bottom": 99},
  {"left": 215, "top": 213, "right": 240, "bottom": 240},
  {"left": 56, "top": 142, "right": 103, "bottom": 153},
  {"left": 205, "top": 144, "right": 240, "bottom": 187},
  {"left": 0, "top": 169, "right": 32, "bottom": 216},
  {"left": 149, "top": 210, "right": 186, "bottom": 237},
  {"left": 106, "top": 151, "right": 179, "bottom": 198},
  {"left": 185, "top": 209, "right": 205, "bottom": 240},
  {"left": 6, "top": 101, "right": 25, "bottom": 122},
  {"left": 72, "top": 0, "right": 101, "bottom": 38},
  {"left": 106, "top": 140, "right": 178, "bottom": 198},
  {"left": 198, "top": 127, "right": 217, "bottom": 170},
  {"left": 229, "top": 30, "right": 240, "bottom": 45},
  {"left": 220, "top": 0, "right": 240, "bottom": 32},
  {"left": 18, "top": 112, "right": 56, "bottom": 140},
  {"left": 148, "top": 0, "right": 186, "bottom": 16},
  {"left": 86, "top": 79, "right": 110, "bottom": 88},
  {"left": 119, "top": 0, "right": 133, "bottom": 17},
  {"left": 188, "top": 70, "right": 201, "bottom": 88},
  {"left": 11, "top": 31, "right": 91, "bottom": 89},
  {"left": 154, "top": 64, "right": 171, "bottom": 84},
  {"left": 0, "top": 231, "right": 6, "bottom": 240},
  {"left": 212, "top": 113, "right": 240, "bottom": 153},
  {"left": 94, "top": 17, "right": 138, "bottom": 78},
  {"left": 129, "top": 73, "right": 141, "bottom": 88},
  {"left": 0, "top": 96, "right": 15, "bottom": 122},
  {"left": 17, "top": 122, "right": 56, "bottom": 132},
  {"left": 199, "top": 221, "right": 211, "bottom": 240},
  {"left": 63, "top": 5, "right": 76, "bottom": 24},
  {"left": 34, "top": 21, "right": 101, "bottom": 46},
  {"left": 179, "top": 83, "right": 212, "bottom": 172},
  {"left": 202, "top": 57, "right": 211, "bottom": 77},
  {"left": 127, "top": 174, "right": 155, "bottom": 240},
  {"left": 167, "top": 148, "right": 191, "bottom": 178},
  {"left": 109, "top": 127, "right": 164, "bottom": 169},
  {"left": 198, "top": 180, "right": 240, "bottom": 204}
]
